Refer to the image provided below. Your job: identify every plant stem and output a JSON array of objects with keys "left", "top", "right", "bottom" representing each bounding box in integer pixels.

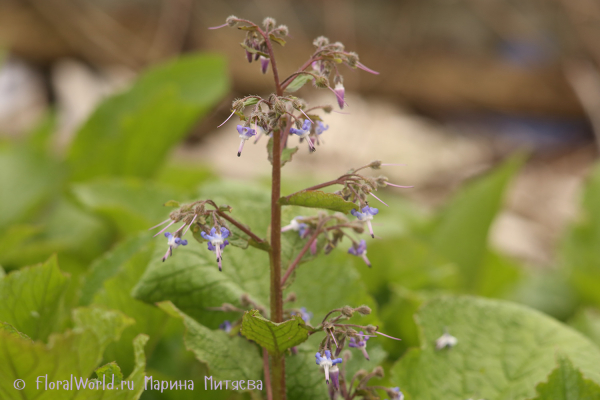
[
  {"left": 216, "top": 211, "right": 269, "bottom": 246},
  {"left": 281, "top": 223, "right": 324, "bottom": 286},
  {"left": 264, "top": 29, "right": 286, "bottom": 400}
]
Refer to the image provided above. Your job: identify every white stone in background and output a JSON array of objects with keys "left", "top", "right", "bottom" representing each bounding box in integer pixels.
[
  {"left": 0, "top": 57, "right": 47, "bottom": 136},
  {"left": 51, "top": 59, "right": 134, "bottom": 151}
]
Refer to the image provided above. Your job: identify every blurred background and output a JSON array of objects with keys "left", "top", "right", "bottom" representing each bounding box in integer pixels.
[
  {"left": 3, "top": 0, "right": 600, "bottom": 399},
  {"left": 3, "top": 0, "right": 600, "bottom": 265}
]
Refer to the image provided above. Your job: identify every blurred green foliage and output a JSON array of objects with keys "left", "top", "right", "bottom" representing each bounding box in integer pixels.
[{"left": 1, "top": 50, "right": 600, "bottom": 400}]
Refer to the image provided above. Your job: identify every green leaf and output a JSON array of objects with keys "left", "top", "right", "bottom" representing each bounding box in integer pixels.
[
  {"left": 91, "top": 242, "right": 169, "bottom": 376},
  {"left": 0, "top": 321, "right": 32, "bottom": 341},
  {"left": 243, "top": 97, "right": 260, "bottom": 107},
  {"left": 0, "top": 307, "right": 134, "bottom": 400},
  {"left": 529, "top": 355, "right": 600, "bottom": 400},
  {"left": 132, "top": 241, "right": 269, "bottom": 328},
  {"left": 431, "top": 154, "right": 524, "bottom": 290},
  {"left": 285, "top": 74, "right": 314, "bottom": 93},
  {"left": 391, "top": 296, "right": 600, "bottom": 400},
  {"left": 163, "top": 200, "right": 180, "bottom": 207},
  {"left": 0, "top": 256, "right": 69, "bottom": 341},
  {"left": 269, "top": 34, "right": 286, "bottom": 46},
  {"left": 94, "top": 361, "right": 124, "bottom": 384},
  {"left": 570, "top": 308, "right": 600, "bottom": 349},
  {"left": 239, "top": 42, "right": 269, "bottom": 57},
  {"left": 240, "top": 310, "right": 311, "bottom": 355},
  {"left": 72, "top": 307, "right": 135, "bottom": 348},
  {"left": 280, "top": 190, "right": 356, "bottom": 214},
  {"left": 71, "top": 178, "right": 184, "bottom": 234},
  {"left": 67, "top": 54, "right": 229, "bottom": 180},
  {"left": 158, "top": 302, "right": 263, "bottom": 381},
  {"left": 80, "top": 234, "right": 152, "bottom": 306},
  {"left": 197, "top": 181, "right": 271, "bottom": 250},
  {"left": 560, "top": 162, "right": 600, "bottom": 307},
  {"left": 0, "top": 145, "right": 62, "bottom": 229},
  {"left": 287, "top": 250, "right": 381, "bottom": 327},
  {"left": 267, "top": 137, "right": 299, "bottom": 167}
]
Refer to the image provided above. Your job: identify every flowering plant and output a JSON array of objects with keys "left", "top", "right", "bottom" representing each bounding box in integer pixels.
[{"left": 147, "top": 15, "right": 411, "bottom": 399}]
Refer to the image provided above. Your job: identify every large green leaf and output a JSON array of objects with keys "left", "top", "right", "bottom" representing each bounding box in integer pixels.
[
  {"left": 241, "top": 310, "right": 311, "bottom": 355},
  {"left": 431, "top": 155, "right": 523, "bottom": 290},
  {"left": 529, "top": 355, "right": 600, "bottom": 400},
  {"left": 72, "top": 178, "right": 185, "bottom": 235},
  {"left": 159, "top": 302, "right": 263, "bottom": 381},
  {"left": 0, "top": 145, "right": 62, "bottom": 229},
  {"left": 280, "top": 190, "right": 356, "bottom": 214},
  {"left": 80, "top": 234, "right": 152, "bottom": 306},
  {"left": 0, "top": 307, "right": 134, "bottom": 400},
  {"left": 91, "top": 242, "right": 169, "bottom": 376},
  {"left": 570, "top": 308, "right": 600, "bottom": 349},
  {"left": 391, "top": 296, "right": 600, "bottom": 400},
  {"left": 560, "top": 163, "right": 600, "bottom": 307},
  {"left": 67, "top": 54, "right": 229, "bottom": 180},
  {"left": 0, "top": 256, "right": 69, "bottom": 341},
  {"left": 288, "top": 250, "right": 381, "bottom": 327},
  {"left": 285, "top": 74, "right": 314, "bottom": 93},
  {"left": 132, "top": 240, "right": 270, "bottom": 328}
]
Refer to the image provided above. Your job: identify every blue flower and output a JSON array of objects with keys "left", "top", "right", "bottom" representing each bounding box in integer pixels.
[
  {"left": 387, "top": 387, "right": 405, "bottom": 400},
  {"left": 162, "top": 232, "right": 188, "bottom": 262},
  {"left": 281, "top": 217, "right": 310, "bottom": 238},
  {"left": 348, "top": 331, "right": 371, "bottom": 360},
  {"left": 201, "top": 227, "right": 230, "bottom": 271},
  {"left": 292, "top": 307, "right": 313, "bottom": 324},
  {"left": 290, "top": 120, "right": 316, "bottom": 152},
  {"left": 315, "top": 350, "right": 343, "bottom": 384},
  {"left": 351, "top": 206, "right": 379, "bottom": 238},
  {"left": 219, "top": 320, "right": 232, "bottom": 333},
  {"left": 236, "top": 125, "right": 257, "bottom": 157},
  {"left": 348, "top": 240, "right": 371, "bottom": 267},
  {"left": 315, "top": 121, "right": 329, "bottom": 136}
]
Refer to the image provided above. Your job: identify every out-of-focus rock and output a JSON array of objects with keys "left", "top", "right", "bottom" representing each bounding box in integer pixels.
[{"left": 0, "top": 57, "right": 47, "bottom": 135}]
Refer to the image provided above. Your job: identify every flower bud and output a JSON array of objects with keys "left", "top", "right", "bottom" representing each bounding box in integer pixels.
[
  {"left": 373, "top": 366, "right": 385, "bottom": 378},
  {"left": 284, "top": 293, "right": 297, "bottom": 303},
  {"left": 323, "top": 105, "right": 333, "bottom": 113},
  {"left": 331, "top": 42, "right": 345, "bottom": 51},
  {"left": 263, "top": 17, "right": 276, "bottom": 31},
  {"left": 341, "top": 306, "right": 354, "bottom": 317},
  {"left": 314, "top": 76, "right": 329, "bottom": 89},
  {"left": 226, "top": 15, "right": 239, "bottom": 27},
  {"left": 273, "top": 25, "right": 289, "bottom": 37},
  {"left": 232, "top": 98, "right": 245, "bottom": 112},
  {"left": 355, "top": 305, "right": 372, "bottom": 315},
  {"left": 369, "top": 160, "right": 382, "bottom": 169},
  {"left": 346, "top": 52, "right": 359, "bottom": 67},
  {"left": 313, "top": 36, "right": 330, "bottom": 47},
  {"left": 365, "top": 325, "right": 378, "bottom": 334}
]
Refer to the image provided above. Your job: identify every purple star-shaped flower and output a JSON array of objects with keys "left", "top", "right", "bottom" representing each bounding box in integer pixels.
[
  {"left": 162, "top": 232, "right": 188, "bottom": 262},
  {"left": 351, "top": 206, "right": 379, "bottom": 238},
  {"left": 348, "top": 331, "right": 371, "bottom": 360},
  {"left": 236, "top": 125, "right": 257, "bottom": 157},
  {"left": 292, "top": 307, "right": 313, "bottom": 324},
  {"left": 290, "top": 120, "right": 316, "bottom": 152},
  {"left": 348, "top": 240, "right": 371, "bottom": 267},
  {"left": 201, "top": 227, "right": 230, "bottom": 271},
  {"left": 315, "top": 350, "right": 343, "bottom": 384}
]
